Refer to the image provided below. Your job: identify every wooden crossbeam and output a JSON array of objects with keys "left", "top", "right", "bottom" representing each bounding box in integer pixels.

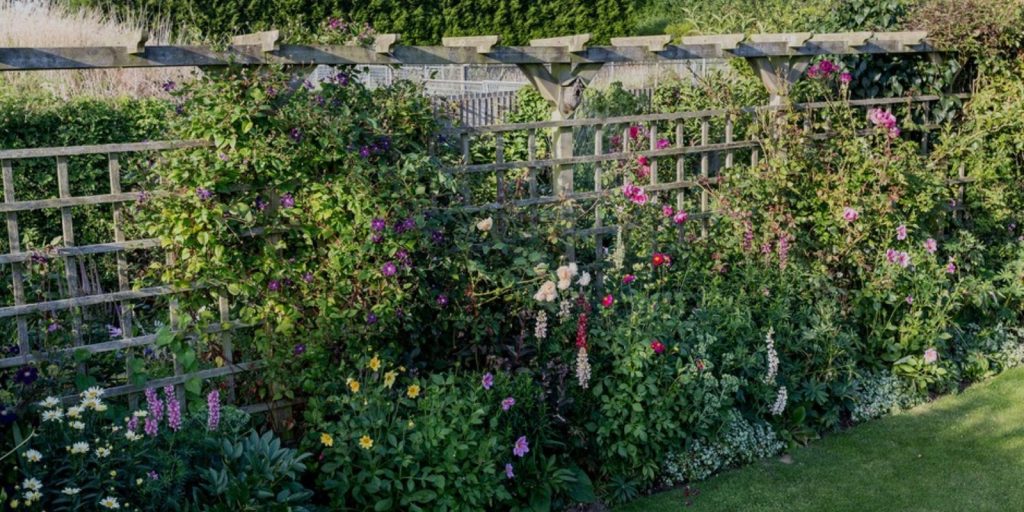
[
  {"left": 610, "top": 35, "right": 672, "bottom": 52},
  {"left": 126, "top": 31, "right": 149, "bottom": 55},
  {"left": 442, "top": 35, "right": 500, "bottom": 53},
  {"left": 0, "top": 31, "right": 940, "bottom": 72}
]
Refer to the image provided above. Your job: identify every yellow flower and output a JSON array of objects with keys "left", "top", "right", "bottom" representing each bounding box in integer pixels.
[
  {"left": 320, "top": 433, "right": 334, "bottom": 447},
  {"left": 406, "top": 384, "right": 421, "bottom": 399},
  {"left": 383, "top": 371, "right": 398, "bottom": 389},
  {"left": 359, "top": 435, "right": 374, "bottom": 450},
  {"left": 347, "top": 379, "right": 361, "bottom": 393},
  {"left": 10, "top": 500, "right": 19, "bottom": 509},
  {"left": 368, "top": 356, "right": 381, "bottom": 371}
]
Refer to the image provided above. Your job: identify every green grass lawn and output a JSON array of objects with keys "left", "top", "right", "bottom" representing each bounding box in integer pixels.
[{"left": 617, "top": 367, "right": 1024, "bottom": 512}]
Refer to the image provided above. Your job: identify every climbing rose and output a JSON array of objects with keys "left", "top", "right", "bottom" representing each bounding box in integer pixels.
[{"left": 673, "top": 210, "right": 688, "bottom": 224}]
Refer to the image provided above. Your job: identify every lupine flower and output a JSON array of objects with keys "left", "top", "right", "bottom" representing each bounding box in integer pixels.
[
  {"left": 601, "top": 294, "right": 615, "bottom": 308},
  {"left": 622, "top": 274, "right": 636, "bottom": 285},
  {"left": 164, "top": 386, "right": 181, "bottom": 432},
  {"left": 576, "top": 346, "right": 591, "bottom": 389},
  {"left": 146, "top": 387, "right": 164, "bottom": 421},
  {"left": 650, "top": 340, "right": 666, "bottom": 354},
  {"left": 924, "top": 238, "right": 938, "bottom": 254},
  {"left": 14, "top": 365, "right": 38, "bottom": 385},
  {"left": 673, "top": 210, "right": 688, "bottom": 224},
  {"left": 195, "top": 187, "right": 213, "bottom": 201},
  {"left": 534, "top": 310, "right": 548, "bottom": 339},
  {"left": 763, "top": 327, "right": 778, "bottom": 384},
  {"left": 843, "top": 207, "right": 859, "bottom": 222},
  {"left": 482, "top": 372, "right": 494, "bottom": 390},
  {"left": 144, "top": 416, "right": 159, "bottom": 436},
  {"left": 381, "top": 261, "right": 397, "bottom": 277},
  {"left": 896, "top": 224, "right": 908, "bottom": 241},
  {"left": 513, "top": 436, "right": 530, "bottom": 457},
  {"left": 505, "top": 463, "right": 515, "bottom": 479},
  {"left": 575, "top": 312, "right": 588, "bottom": 349},
  {"left": 207, "top": 390, "right": 221, "bottom": 431},
  {"left": 501, "top": 397, "right": 516, "bottom": 411},
  {"left": 770, "top": 386, "right": 788, "bottom": 416},
  {"left": 924, "top": 348, "right": 938, "bottom": 363}
]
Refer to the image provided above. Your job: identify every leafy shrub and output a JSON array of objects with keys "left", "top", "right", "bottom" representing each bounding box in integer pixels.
[
  {"left": 661, "top": 410, "right": 784, "bottom": 485},
  {"left": 850, "top": 372, "right": 924, "bottom": 422},
  {"left": 907, "top": 0, "right": 1024, "bottom": 62}
]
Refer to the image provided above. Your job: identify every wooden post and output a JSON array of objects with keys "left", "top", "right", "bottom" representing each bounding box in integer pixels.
[{"left": 2, "top": 160, "right": 29, "bottom": 362}]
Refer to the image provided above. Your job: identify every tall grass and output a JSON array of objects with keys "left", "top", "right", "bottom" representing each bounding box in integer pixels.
[{"left": 0, "top": 0, "right": 195, "bottom": 98}]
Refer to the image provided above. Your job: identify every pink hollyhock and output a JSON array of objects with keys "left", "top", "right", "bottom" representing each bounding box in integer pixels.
[
  {"left": 601, "top": 294, "right": 614, "bottom": 308},
  {"left": 650, "top": 340, "right": 666, "bottom": 354}
]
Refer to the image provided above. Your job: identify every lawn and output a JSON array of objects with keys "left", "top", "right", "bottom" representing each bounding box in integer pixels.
[{"left": 618, "top": 367, "right": 1024, "bottom": 512}]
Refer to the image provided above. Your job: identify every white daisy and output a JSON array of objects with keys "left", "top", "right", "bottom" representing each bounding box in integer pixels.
[
  {"left": 23, "top": 490, "right": 42, "bottom": 503},
  {"left": 66, "top": 406, "right": 84, "bottom": 419},
  {"left": 62, "top": 487, "right": 81, "bottom": 495},
  {"left": 99, "top": 496, "right": 121, "bottom": 509},
  {"left": 41, "top": 409, "right": 64, "bottom": 422},
  {"left": 132, "top": 410, "right": 148, "bottom": 418},
  {"left": 24, "top": 449, "right": 42, "bottom": 463},
  {"left": 39, "top": 396, "right": 60, "bottom": 408},
  {"left": 125, "top": 431, "right": 142, "bottom": 442},
  {"left": 81, "top": 386, "right": 105, "bottom": 400},
  {"left": 95, "top": 447, "right": 111, "bottom": 458},
  {"left": 70, "top": 441, "right": 89, "bottom": 454},
  {"left": 69, "top": 421, "right": 86, "bottom": 430},
  {"left": 22, "top": 477, "right": 42, "bottom": 491}
]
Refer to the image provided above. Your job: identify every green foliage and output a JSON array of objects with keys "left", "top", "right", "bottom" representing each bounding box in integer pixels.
[
  {"left": 633, "top": 0, "right": 828, "bottom": 37},
  {"left": 196, "top": 431, "right": 313, "bottom": 511},
  {"left": 65, "top": 0, "right": 635, "bottom": 45}
]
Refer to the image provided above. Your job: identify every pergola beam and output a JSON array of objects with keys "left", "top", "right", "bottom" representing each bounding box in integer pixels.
[{"left": 0, "top": 32, "right": 939, "bottom": 71}]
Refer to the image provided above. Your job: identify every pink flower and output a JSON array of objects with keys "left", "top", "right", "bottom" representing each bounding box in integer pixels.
[
  {"left": 662, "top": 205, "right": 674, "bottom": 217},
  {"left": 946, "top": 261, "right": 957, "bottom": 274},
  {"left": 868, "top": 108, "right": 900, "bottom": 139},
  {"left": 896, "top": 251, "right": 911, "bottom": 268},
  {"left": 840, "top": 72, "right": 852, "bottom": 84},
  {"left": 482, "top": 372, "right": 494, "bottom": 390},
  {"left": 505, "top": 463, "right": 515, "bottom": 479},
  {"left": 637, "top": 165, "right": 651, "bottom": 179},
  {"left": 924, "top": 238, "right": 938, "bottom": 254},
  {"left": 651, "top": 252, "right": 671, "bottom": 267},
  {"left": 637, "top": 156, "right": 649, "bottom": 166},
  {"left": 924, "top": 348, "right": 938, "bottom": 364},
  {"left": 656, "top": 138, "right": 670, "bottom": 149},
  {"left": 673, "top": 210, "right": 689, "bottom": 224},
  {"left": 601, "top": 294, "right": 614, "bottom": 308},
  {"left": 843, "top": 207, "right": 859, "bottom": 222},
  {"left": 628, "top": 125, "right": 641, "bottom": 140},
  {"left": 896, "top": 225, "right": 907, "bottom": 241},
  {"left": 905, "top": 295, "right": 914, "bottom": 305},
  {"left": 501, "top": 397, "right": 516, "bottom": 411},
  {"left": 622, "top": 274, "right": 636, "bottom": 285},
  {"left": 622, "top": 183, "right": 649, "bottom": 205},
  {"left": 650, "top": 340, "right": 665, "bottom": 354},
  {"left": 513, "top": 436, "right": 530, "bottom": 457}
]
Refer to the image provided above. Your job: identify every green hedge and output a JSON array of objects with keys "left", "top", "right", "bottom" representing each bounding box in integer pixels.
[{"left": 66, "top": 0, "right": 636, "bottom": 45}]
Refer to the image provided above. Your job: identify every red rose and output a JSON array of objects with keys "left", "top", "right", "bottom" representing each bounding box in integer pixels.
[{"left": 650, "top": 340, "right": 665, "bottom": 354}]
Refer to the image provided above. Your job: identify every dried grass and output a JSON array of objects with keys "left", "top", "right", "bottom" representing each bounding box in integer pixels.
[{"left": 0, "top": 0, "right": 197, "bottom": 98}]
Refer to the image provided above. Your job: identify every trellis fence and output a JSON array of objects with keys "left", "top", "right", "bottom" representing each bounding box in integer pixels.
[
  {"left": 431, "top": 87, "right": 656, "bottom": 127},
  {"left": 0, "top": 93, "right": 970, "bottom": 408}
]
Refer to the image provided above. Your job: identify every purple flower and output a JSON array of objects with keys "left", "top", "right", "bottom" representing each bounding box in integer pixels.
[
  {"left": 256, "top": 198, "right": 269, "bottom": 212},
  {"left": 482, "top": 372, "right": 494, "bottom": 390},
  {"left": 148, "top": 470, "right": 160, "bottom": 480},
  {"left": 924, "top": 238, "right": 937, "bottom": 254},
  {"left": 505, "top": 463, "right": 515, "bottom": 479},
  {"left": 0, "top": 406, "right": 16, "bottom": 425},
  {"left": 396, "top": 249, "right": 411, "bottom": 267},
  {"left": 372, "top": 234, "right": 384, "bottom": 244},
  {"left": 947, "top": 261, "right": 957, "bottom": 274},
  {"left": 905, "top": 295, "right": 914, "bottom": 305},
  {"left": 13, "top": 365, "right": 38, "bottom": 385},
  {"left": 195, "top": 187, "right": 213, "bottom": 201},
  {"left": 47, "top": 322, "right": 60, "bottom": 333},
  {"left": 394, "top": 218, "right": 416, "bottom": 234},
  {"left": 896, "top": 224, "right": 907, "bottom": 241},
  {"left": 107, "top": 324, "right": 123, "bottom": 338},
  {"left": 145, "top": 387, "right": 164, "bottom": 422},
  {"left": 381, "top": 261, "right": 398, "bottom": 277},
  {"left": 290, "top": 128, "right": 303, "bottom": 142},
  {"left": 218, "top": 152, "right": 229, "bottom": 162},
  {"left": 359, "top": 146, "right": 371, "bottom": 158},
  {"left": 436, "top": 294, "right": 449, "bottom": 307},
  {"left": 164, "top": 385, "right": 181, "bottom": 432},
  {"left": 367, "top": 313, "right": 378, "bottom": 325},
  {"left": 622, "top": 274, "right": 636, "bottom": 285},
  {"left": 162, "top": 81, "right": 176, "bottom": 92},
  {"left": 207, "top": 390, "right": 221, "bottom": 431},
  {"left": 268, "top": 280, "right": 281, "bottom": 292},
  {"left": 144, "top": 417, "right": 159, "bottom": 437},
  {"left": 843, "top": 207, "right": 859, "bottom": 222},
  {"left": 501, "top": 397, "right": 515, "bottom": 411},
  {"left": 293, "top": 343, "right": 307, "bottom": 356},
  {"left": 280, "top": 193, "right": 295, "bottom": 209},
  {"left": 302, "top": 272, "right": 314, "bottom": 283},
  {"left": 431, "top": 230, "right": 446, "bottom": 244},
  {"left": 127, "top": 416, "right": 138, "bottom": 432},
  {"left": 840, "top": 72, "right": 852, "bottom": 84},
  {"left": 371, "top": 218, "right": 386, "bottom": 232},
  {"left": 513, "top": 436, "right": 529, "bottom": 457},
  {"left": 656, "top": 138, "right": 671, "bottom": 149}
]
